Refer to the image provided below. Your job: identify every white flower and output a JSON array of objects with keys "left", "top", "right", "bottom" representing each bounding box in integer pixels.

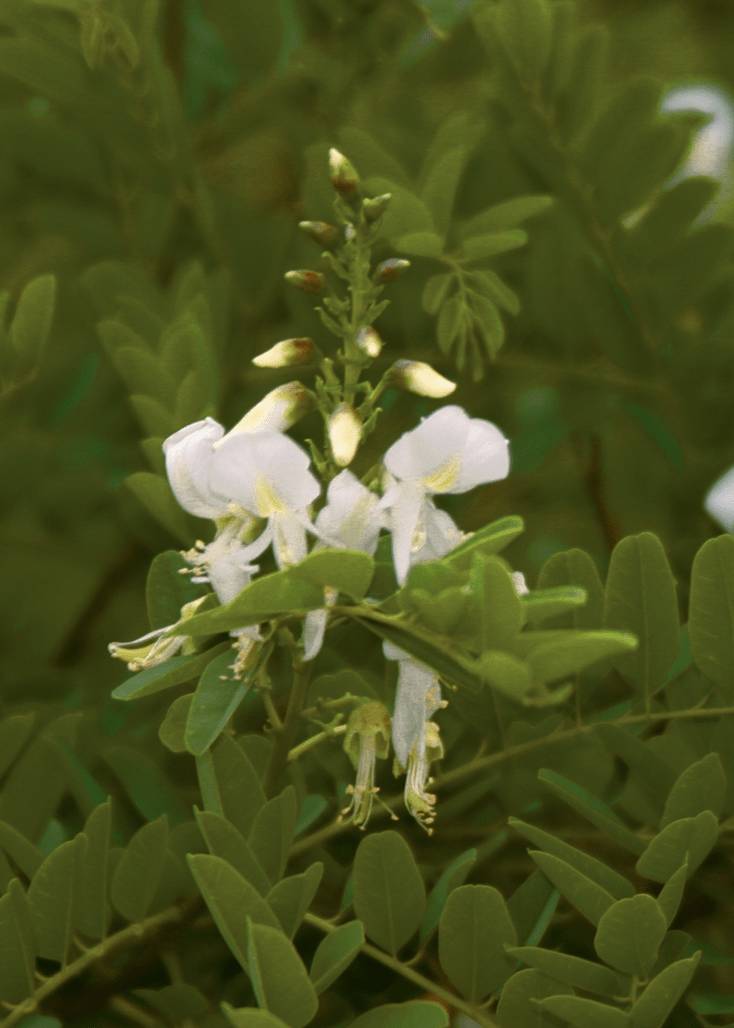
[
  {"left": 390, "top": 359, "right": 456, "bottom": 398},
  {"left": 383, "top": 639, "right": 448, "bottom": 834},
  {"left": 704, "top": 464, "right": 734, "bottom": 532},
  {"left": 163, "top": 417, "right": 231, "bottom": 519},
  {"left": 109, "top": 596, "right": 208, "bottom": 671},
  {"left": 215, "top": 381, "right": 311, "bottom": 437},
  {"left": 208, "top": 429, "right": 326, "bottom": 571},
  {"left": 378, "top": 405, "right": 510, "bottom": 585},
  {"left": 302, "top": 470, "right": 388, "bottom": 661}
]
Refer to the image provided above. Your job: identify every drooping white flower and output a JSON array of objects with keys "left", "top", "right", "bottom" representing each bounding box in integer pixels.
[
  {"left": 338, "top": 700, "right": 394, "bottom": 830},
  {"left": 704, "top": 464, "right": 734, "bottom": 532},
  {"left": 109, "top": 596, "right": 209, "bottom": 671},
  {"left": 302, "top": 470, "right": 388, "bottom": 661},
  {"left": 383, "top": 639, "right": 447, "bottom": 834},
  {"left": 378, "top": 405, "right": 510, "bottom": 585}
]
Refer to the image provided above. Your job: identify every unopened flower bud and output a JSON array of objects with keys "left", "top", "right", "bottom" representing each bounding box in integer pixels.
[
  {"left": 390, "top": 359, "right": 457, "bottom": 398},
  {"left": 298, "top": 220, "right": 339, "bottom": 248},
  {"left": 284, "top": 269, "right": 324, "bottom": 294},
  {"left": 252, "top": 338, "right": 314, "bottom": 368},
  {"left": 363, "top": 193, "right": 392, "bottom": 222},
  {"left": 329, "top": 148, "right": 361, "bottom": 198},
  {"left": 220, "top": 382, "right": 312, "bottom": 438},
  {"left": 328, "top": 404, "right": 361, "bottom": 467},
  {"left": 376, "top": 258, "right": 410, "bottom": 282},
  {"left": 356, "top": 326, "right": 382, "bottom": 358}
]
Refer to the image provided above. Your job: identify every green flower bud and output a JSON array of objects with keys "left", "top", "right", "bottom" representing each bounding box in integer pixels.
[
  {"left": 329, "top": 148, "right": 361, "bottom": 198},
  {"left": 362, "top": 193, "right": 392, "bottom": 222},
  {"left": 389, "top": 359, "right": 456, "bottom": 398},
  {"left": 328, "top": 403, "right": 361, "bottom": 467},
  {"left": 252, "top": 338, "right": 314, "bottom": 368},
  {"left": 298, "top": 220, "right": 339, "bottom": 248},
  {"left": 284, "top": 269, "right": 324, "bottom": 294},
  {"left": 375, "top": 258, "right": 410, "bottom": 282}
]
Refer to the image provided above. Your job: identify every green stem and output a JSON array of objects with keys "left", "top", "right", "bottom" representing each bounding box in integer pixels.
[
  {"left": 261, "top": 628, "right": 315, "bottom": 799},
  {"left": 288, "top": 723, "right": 347, "bottom": 762},
  {"left": 303, "top": 912, "right": 499, "bottom": 1028},
  {"left": 0, "top": 899, "right": 199, "bottom": 1028}
]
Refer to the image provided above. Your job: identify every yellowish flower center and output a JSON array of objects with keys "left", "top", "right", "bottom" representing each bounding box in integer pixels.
[{"left": 422, "top": 453, "right": 461, "bottom": 492}]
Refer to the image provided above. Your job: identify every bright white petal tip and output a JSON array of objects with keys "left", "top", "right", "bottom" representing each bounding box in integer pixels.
[
  {"left": 328, "top": 404, "right": 361, "bottom": 467},
  {"left": 391, "top": 359, "right": 456, "bottom": 398},
  {"left": 704, "top": 464, "right": 734, "bottom": 532}
]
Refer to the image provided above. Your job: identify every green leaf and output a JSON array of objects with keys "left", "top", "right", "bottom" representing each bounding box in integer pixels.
[
  {"left": 309, "top": 920, "right": 365, "bottom": 994},
  {"left": 594, "top": 894, "right": 667, "bottom": 977},
  {"left": 632, "top": 177, "right": 719, "bottom": 265},
  {"left": 0, "top": 715, "right": 34, "bottom": 780},
  {"left": 406, "top": 586, "right": 468, "bottom": 635},
  {"left": 420, "top": 848, "right": 477, "bottom": 947},
  {"left": 178, "top": 571, "right": 326, "bottom": 636},
  {"left": 105, "top": 747, "right": 191, "bottom": 825},
  {"left": 221, "top": 1006, "right": 290, "bottom": 1028},
  {"left": 470, "top": 292, "right": 505, "bottom": 359},
  {"left": 159, "top": 693, "right": 194, "bottom": 754},
  {"left": 539, "top": 769, "right": 646, "bottom": 855},
  {"left": 473, "top": 650, "right": 535, "bottom": 703},
  {"left": 290, "top": 549, "right": 375, "bottom": 599},
  {"left": 661, "top": 753, "right": 726, "bottom": 828},
  {"left": 470, "top": 553, "right": 525, "bottom": 648},
  {"left": 133, "top": 984, "right": 210, "bottom": 1023},
  {"left": 0, "top": 878, "right": 36, "bottom": 1003},
  {"left": 656, "top": 861, "right": 688, "bottom": 929},
  {"left": 354, "top": 609, "right": 485, "bottom": 692},
  {"left": 538, "top": 995, "right": 630, "bottom": 1028},
  {"left": 9, "top": 273, "right": 56, "bottom": 374},
  {"left": 246, "top": 917, "right": 319, "bottom": 1028},
  {"left": 112, "top": 345, "right": 176, "bottom": 407},
  {"left": 187, "top": 855, "right": 282, "bottom": 974},
  {"left": 0, "top": 820, "right": 44, "bottom": 881},
  {"left": 349, "top": 1000, "right": 449, "bottom": 1028},
  {"left": 689, "top": 535, "right": 734, "bottom": 692},
  {"left": 447, "top": 516, "right": 526, "bottom": 571},
  {"left": 507, "top": 945, "right": 623, "bottom": 996},
  {"left": 420, "top": 146, "right": 466, "bottom": 238},
  {"left": 557, "top": 24, "right": 609, "bottom": 143},
  {"left": 521, "top": 586, "right": 588, "bottom": 624},
  {"left": 395, "top": 232, "right": 444, "bottom": 258},
  {"left": 595, "top": 724, "right": 676, "bottom": 817},
  {"left": 495, "top": 0, "right": 552, "bottom": 84},
  {"left": 267, "top": 863, "right": 323, "bottom": 939},
  {"left": 467, "top": 268, "right": 520, "bottom": 316},
  {"left": 129, "top": 395, "right": 178, "bottom": 438},
  {"left": 27, "top": 833, "right": 87, "bottom": 963},
  {"left": 635, "top": 811, "right": 719, "bottom": 884},
  {"left": 146, "top": 549, "right": 205, "bottom": 628},
  {"left": 111, "top": 815, "right": 169, "bottom": 923},
  {"left": 436, "top": 294, "right": 463, "bottom": 356},
  {"left": 579, "top": 76, "right": 662, "bottom": 185},
  {"left": 194, "top": 808, "right": 271, "bottom": 897},
  {"left": 353, "top": 831, "right": 426, "bottom": 956},
  {"left": 524, "top": 630, "right": 639, "bottom": 685},
  {"left": 364, "top": 178, "right": 435, "bottom": 239},
  {"left": 509, "top": 819, "right": 635, "bottom": 900},
  {"left": 247, "top": 786, "right": 297, "bottom": 886},
  {"left": 111, "top": 642, "right": 230, "bottom": 701},
  {"left": 462, "top": 230, "right": 527, "bottom": 261},
  {"left": 77, "top": 799, "right": 112, "bottom": 940},
  {"left": 196, "top": 733, "right": 266, "bottom": 840},
  {"left": 439, "top": 884, "right": 517, "bottom": 1003},
  {"left": 537, "top": 547, "right": 605, "bottom": 630},
  {"left": 629, "top": 954, "right": 701, "bottom": 1028},
  {"left": 463, "top": 195, "right": 554, "bottom": 236},
  {"left": 185, "top": 650, "right": 255, "bottom": 756},
  {"left": 339, "top": 128, "right": 413, "bottom": 189},
  {"left": 422, "top": 273, "right": 454, "bottom": 315},
  {"left": 496, "top": 967, "right": 575, "bottom": 1028},
  {"left": 602, "top": 533, "right": 680, "bottom": 698},
  {"left": 528, "top": 851, "right": 615, "bottom": 926}
]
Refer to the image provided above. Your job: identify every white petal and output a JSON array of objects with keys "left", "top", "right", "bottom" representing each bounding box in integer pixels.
[
  {"left": 447, "top": 417, "right": 510, "bottom": 493},
  {"left": 314, "top": 470, "right": 387, "bottom": 554},
  {"left": 210, "top": 431, "right": 321, "bottom": 516},
  {"left": 704, "top": 465, "right": 734, "bottom": 532},
  {"left": 271, "top": 510, "right": 309, "bottom": 569},
  {"left": 163, "top": 417, "right": 230, "bottom": 518},
  {"left": 391, "top": 658, "right": 437, "bottom": 768},
  {"left": 381, "top": 480, "right": 424, "bottom": 586},
  {"left": 303, "top": 607, "right": 329, "bottom": 661},
  {"left": 384, "top": 406, "right": 470, "bottom": 483},
  {"left": 409, "top": 500, "right": 464, "bottom": 567}
]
